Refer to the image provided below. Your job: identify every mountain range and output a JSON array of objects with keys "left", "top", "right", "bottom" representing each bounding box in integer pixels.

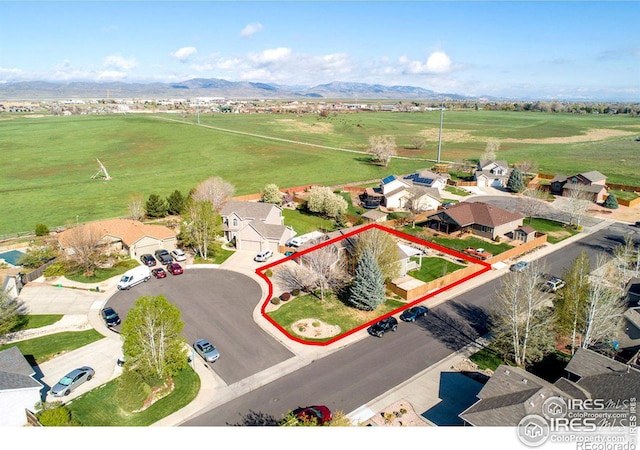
[{"left": 0, "top": 78, "right": 472, "bottom": 101}]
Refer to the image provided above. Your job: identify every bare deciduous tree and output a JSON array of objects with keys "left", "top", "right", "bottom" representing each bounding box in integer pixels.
[
  {"left": 128, "top": 194, "right": 145, "bottom": 221},
  {"left": 482, "top": 139, "right": 500, "bottom": 161},
  {"left": 411, "top": 137, "right": 425, "bottom": 150},
  {"left": 275, "top": 245, "right": 348, "bottom": 301},
  {"left": 192, "top": 177, "right": 235, "bottom": 212},
  {"left": 520, "top": 187, "right": 548, "bottom": 223},
  {"left": 582, "top": 255, "right": 627, "bottom": 349},
  {"left": 0, "top": 288, "right": 24, "bottom": 337},
  {"left": 367, "top": 135, "right": 397, "bottom": 167},
  {"left": 64, "top": 224, "right": 103, "bottom": 277},
  {"left": 350, "top": 228, "right": 401, "bottom": 282},
  {"left": 555, "top": 251, "right": 591, "bottom": 355},
  {"left": 563, "top": 186, "right": 592, "bottom": 228},
  {"left": 404, "top": 186, "right": 431, "bottom": 228},
  {"left": 517, "top": 160, "right": 539, "bottom": 176},
  {"left": 489, "top": 261, "right": 554, "bottom": 366}
]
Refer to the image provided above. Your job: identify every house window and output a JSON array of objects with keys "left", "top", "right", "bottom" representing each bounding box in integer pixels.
[
  {"left": 232, "top": 219, "right": 238, "bottom": 227},
  {"left": 571, "top": 177, "right": 578, "bottom": 184}
]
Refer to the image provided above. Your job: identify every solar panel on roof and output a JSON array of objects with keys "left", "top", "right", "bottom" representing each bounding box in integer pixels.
[{"left": 382, "top": 175, "right": 396, "bottom": 184}]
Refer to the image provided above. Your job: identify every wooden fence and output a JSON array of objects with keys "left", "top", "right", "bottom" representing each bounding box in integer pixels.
[
  {"left": 387, "top": 263, "right": 483, "bottom": 302},
  {"left": 485, "top": 233, "right": 548, "bottom": 264},
  {"left": 22, "top": 258, "right": 58, "bottom": 284},
  {"left": 25, "top": 409, "right": 42, "bottom": 427}
]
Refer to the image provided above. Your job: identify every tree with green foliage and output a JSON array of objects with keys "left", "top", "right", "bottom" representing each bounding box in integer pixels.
[
  {"left": 121, "top": 295, "right": 188, "bottom": 382},
  {"left": 17, "top": 246, "right": 58, "bottom": 269},
  {"left": 178, "top": 200, "right": 222, "bottom": 259},
  {"left": 351, "top": 228, "right": 401, "bottom": 282},
  {"left": 554, "top": 251, "right": 591, "bottom": 355},
  {"left": 602, "top": 193, "right": 618, "bottom": 209},
  {"left": 35, "top": 401, "right": 77, "bottom": 426},
  {"left": 166, "top": 190, "right": 186, "bottom": 215},
  {"left": 35, "top": 223, "right": 49, "bottom": 236},
  {"left": 145, "top": 194, "right": 168, "bottom": 218},
  {"left": 348, "top": 249, "right": 386, "bottom": 311},
  {"left": 0, "top": 289, "right": 22, "bottom": 337},
  {"left": 306, "top": 186, "right": 347, "bottom": 219},
  {"left": 506, "top": 167, "right": 525, "bottom": 193},
  {"left": 261, "top": 184, "right": 283, "bottom": 205}
]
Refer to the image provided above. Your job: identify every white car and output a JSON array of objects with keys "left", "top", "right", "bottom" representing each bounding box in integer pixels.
[
  {"left": 288, "top": 236, "right": 308, "bottom": 247},
  {"left": 254, "top": 250, "right": 273, "bottom": 262},
  {"left": 170, "top": 249, "right": 187, "bottom": 262}
]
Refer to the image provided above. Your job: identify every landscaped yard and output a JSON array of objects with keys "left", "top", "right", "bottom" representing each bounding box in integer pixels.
[
  {"left": 444, "top": 185, "right": 472, "bottom": 197},
  {"left": 609, "top": 189, "right": 639, "bottom": 202},
  {"left": 408, "top": 257, "right": 467, "bottom": 283},
  {"left": 10, "top": 314, "right": 63, "bottom": 332},
  {"left": 524, "top": 217, "right": 579, "bottom": 244},
  {"left": 431, "top": 236, "right": 513, "bottom": 256},
  {"left": 0, "top": 330, "right": 104, "bottom": 364},
  {"left": 67, "top": 366, "right": 199, "bottom": 426},
  {"left": 283, "top": 207, "right": 335, "bottom": 235},
  {"left": 193, "top": 242, "right": 235, "bottom": 264},
  {"left": 267, "top": 293, "right": 405, "bottom": 342},
  {"left": 64, "top": 259, "right": 140, "bottom": 283}
]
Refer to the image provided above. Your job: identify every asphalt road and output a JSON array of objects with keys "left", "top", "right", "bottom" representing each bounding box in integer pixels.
[
  {"left": 105, "top": 268, "right": 294, "bottom": 384},
  {"left": 183, "top": 222, "right": 636, "bottom": 426}
]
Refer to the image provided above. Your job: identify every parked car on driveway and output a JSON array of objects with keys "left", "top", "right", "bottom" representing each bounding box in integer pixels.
[
  {"left": 166, "top": 263, "right": 183, "bottom": 275},
  {"left": 293, "top": 405, "right": 333, "bottom": 425},
  {"left": 510, "top": 261, "right": 530, "bottom": 272},
  {"left": 463, "top": 247, "right": 492, "bottom": 260},
  {"left": 400, "top": 305, "right": 429, "bottom": 322},
  {"left": 140, "top": 254, "right": 157, "bottom": 267},
  {"left": 51, "top": 366, "right": 95, "bottom": 397},
  {"left": 154, "top": 249, "right": 173, "bottom": 265},
  {"left": 254, "top": 250, "right": 273, "bottom": 262},
  {"left": 193, "top": 339, "right": 219, "bottom": 363},
  {"left": 101, "top": 307, "right": 121, "bottom": 327},
  {"left": 288, "top": 236, "right": 308, "bottom": 248},
  {"left": 170, "top": 248, "right": 187, "bottom": 262},
  {"left": 368, "top": 316, "right": 398, "bottom": 337},
  {"left": 152, "top": 267, "right": 167, "bottom": 278}
]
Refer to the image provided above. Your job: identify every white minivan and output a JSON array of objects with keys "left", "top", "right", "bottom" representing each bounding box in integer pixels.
[{"left": 117, "top": 265, "right": 151, "bottom": 290}]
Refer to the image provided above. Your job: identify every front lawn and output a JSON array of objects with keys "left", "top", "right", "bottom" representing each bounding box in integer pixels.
[
  {"left": 408, "top": 257, "right": 466, "bottom": 283},
  {"left": 10, "top": 314, "right": 63, "bottom": 332},
  {"left": 267, "top": 293, "right": 405, "bottom": 342},
  {"left": 65, "top": 259, "right": 140, "bottom": 283},
  {"left": 444, "top": 185, "right": 472, "bottom": 197},
  {"left": 67, "top": 365, "right": 200, "bottom": 426},
  {"left": 283, "top": 207, "right": 335, "bottom": 235},
  {"left": 0, "top": 330, "right": 104, "bottom": 364},
  {"left": 469, "top": 347, "right": 511, "bottom": 371},
  {"left": 339, "top": 192, "right": 365, "bottom": 216},
  {"left": 524, "top": 217, "right": 579, "bottom": 244},
  {"left": 193, "top": 243, "right": 235, "bottom": 264}
]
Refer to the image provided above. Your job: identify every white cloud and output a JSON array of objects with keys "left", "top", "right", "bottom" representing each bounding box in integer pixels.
[
  {"left": 172, "top": 47, "right": 198, "bottom": 62},
  {"left": 97, "top": 70, "right": 127, "bottom": 80},
  {"left": 103, "top": 55, "right": 138, "bottom": 70},
  {"left": 241, "top": 23, "right": 263, "bottom": 37},
  {"left": 249, "top": 47, "right": 292, "bottom": 64},
  {"left": 426, "top": 51, "right": 452, "bottom": 74}
]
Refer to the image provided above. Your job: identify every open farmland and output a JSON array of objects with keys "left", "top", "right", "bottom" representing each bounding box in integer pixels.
[{"left": 1, "top": 110, "right": 639, "bottom": 234}]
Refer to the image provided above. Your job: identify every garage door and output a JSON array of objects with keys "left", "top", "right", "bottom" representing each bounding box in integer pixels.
[
  {"left": 133, "top": 242, "right": 159, "bottom": 257},
  {"left": 476, "top": 177, "right": 486, "bottom": 187},
  {"left": 239, "top": 239, "right": 262, "bottom": 252}
]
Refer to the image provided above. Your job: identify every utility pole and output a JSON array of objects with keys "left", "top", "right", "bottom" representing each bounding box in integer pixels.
[{"left": 437, "top": 99, "right": 444, "bottom": 163}]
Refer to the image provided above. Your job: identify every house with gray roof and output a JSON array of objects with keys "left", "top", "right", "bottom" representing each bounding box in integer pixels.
[
  {"left": 0, "top": 346, "right": 43, "bottom": 426},
  {"left": 428, "top": 201, "right": 524, "bottom": 240},
  {"left": 549, "top": 170, "right": 608, "bottom": 203},
  {"left": 220, "top": 200, "right": 294, "bottom": 252},
  {"left": 474, "top": 160, "right": 512, "bottom": 188},
  {"left": 460, "top": 348, "right": 640, "bottom": 427}
]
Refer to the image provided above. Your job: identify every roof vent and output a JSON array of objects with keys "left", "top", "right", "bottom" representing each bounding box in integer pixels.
[
  {"left": 522, "top": 378, "right": 528, "bottom": 384},
  {"left": 504, "top": 369, "right": 510, "bottom": 375},
  {"left": 539, "top": 393, "right": 545, "bottom": 398}
]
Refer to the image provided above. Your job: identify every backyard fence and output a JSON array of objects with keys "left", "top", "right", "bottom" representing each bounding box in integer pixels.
[{"left": 21, "top": 258, "right": 58, "bottom": 284}]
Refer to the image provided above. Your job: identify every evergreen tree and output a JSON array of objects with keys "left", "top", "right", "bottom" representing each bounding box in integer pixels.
[
  {"left": 145, "top": 193, "right": 168, "bottom": 218},
  {"left": 348, "top": 249, "right": 386, "bottom": 311},
  {"left": 602, "top": 193, "right": 618, "bottom": 209},
  {"left": 166, "top": 190, "right": 186, "bottom": 215},
  {"left": 506, "top": 167, "right": 525, "bottom": 193}
]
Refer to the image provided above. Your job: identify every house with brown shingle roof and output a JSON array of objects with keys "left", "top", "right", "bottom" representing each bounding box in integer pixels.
[
  {"left": 57, "top": 219, "right": 177, "bottom": 259},
  {"left": 428, "top": 201, "right": 524, "bottom": 240},
  {"left": 549, "top": 170, "right": 608, "bottom": 203}
]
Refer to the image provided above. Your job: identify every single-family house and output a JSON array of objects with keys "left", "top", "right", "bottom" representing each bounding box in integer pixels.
[
  {"left": 380, "top": 175, "right": 413, "bottom": 209},
  {"left": 403, "top": 170, "right": 450, "bottom": 191},
  {"left": 220, "top": 200, "right": 294, "bottom": 252},
  {"left": 474, "top": 160, "right": 512, "bottom": 188},
  {"left": 362, "top": 175, "right": 441, "bottom": 211},
  {"left": 57, "top": 219, "right": 177, "bottom": 259},
  {"left": 0, "top": 346, "right": 43, "bottom": 426},
  {"left": 460, "top": 348, "right": 640, "bottom": 427},
  {"left": 428, "top": 202, "right": 524, "bottom": 240},
  {"left": 549, "top": 171, "right": 608, "bottom": 203}
]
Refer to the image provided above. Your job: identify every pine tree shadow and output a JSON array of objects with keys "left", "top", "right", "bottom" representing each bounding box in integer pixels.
[
  {"left": 415, "top": 301, "right": 489, "bottom": 352},
  {"left": 227, "top": 409, "right": 279, "bottom": 426}
]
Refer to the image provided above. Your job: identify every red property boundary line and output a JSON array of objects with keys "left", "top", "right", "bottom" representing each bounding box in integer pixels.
[{"left": 256, "top": 223, "right": 492, "bottom": 346}]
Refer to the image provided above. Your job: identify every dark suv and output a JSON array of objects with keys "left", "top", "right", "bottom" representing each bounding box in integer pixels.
[
  {"left": 154, "top": 249, "right": 173, "bottom": 265},
  {"left": 368, "top": 316, "right": 398, "bottom": 337}
]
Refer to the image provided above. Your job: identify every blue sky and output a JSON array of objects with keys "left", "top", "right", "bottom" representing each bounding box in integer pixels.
[{"left": 1, "top": 1, "right": 639, "bottom": 100}]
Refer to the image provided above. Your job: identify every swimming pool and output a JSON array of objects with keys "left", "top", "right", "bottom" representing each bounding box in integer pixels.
[{"left": 0, "top": 249, "right": 26, "bottom": 266}]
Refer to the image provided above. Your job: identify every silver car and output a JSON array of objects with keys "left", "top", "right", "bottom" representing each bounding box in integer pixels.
[
  {"left": 51, "top": 366, "right": 95, "bottom": 397},
  {"left": 194, "top": 339, "right": 220, "bottom": 363}
]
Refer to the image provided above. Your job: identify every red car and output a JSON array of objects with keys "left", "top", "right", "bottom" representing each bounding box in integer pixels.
[
  {"left": 151, "top": 267, "right": 167, "bottom": 278},
  {"left": 166, "top": 263, "right": 183, "bottom": 275},
  {"left": 294, "top": 405, "right": 333, "bottom": 425}
]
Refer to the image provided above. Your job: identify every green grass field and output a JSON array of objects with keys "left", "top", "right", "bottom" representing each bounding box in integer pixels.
[
  {"left": 0, "top": 329, "right": 104, "bottom": 364},
  {"left": 408, "top": 256, "right": 466, "bottom": 283},
  {"left": 2, "top": 110, "right": 639, "bottom": 234}
]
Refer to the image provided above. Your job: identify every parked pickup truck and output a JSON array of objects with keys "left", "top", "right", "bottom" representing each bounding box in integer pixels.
[{"left": 463, "top": 247, "right": 493, "bottom": 260}]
